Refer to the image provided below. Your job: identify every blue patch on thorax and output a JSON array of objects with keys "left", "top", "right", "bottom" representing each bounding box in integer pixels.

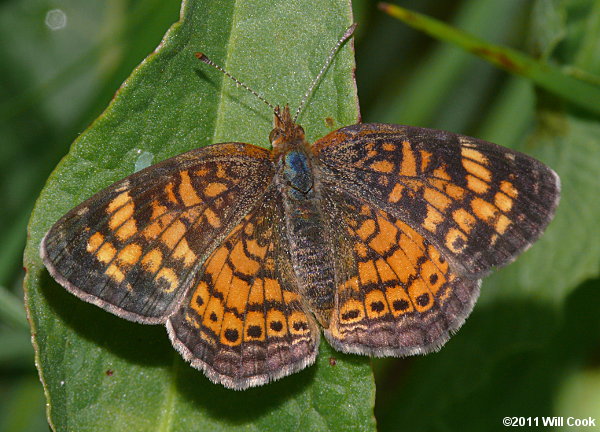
[{"left": 283, "top": 150, "right": 313, "bottom": 194}]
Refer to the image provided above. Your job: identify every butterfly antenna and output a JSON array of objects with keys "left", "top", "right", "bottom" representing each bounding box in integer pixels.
[
  {"left": 195, "top": 52, "right": 282, "bottom": 122},
  {"left": 293, "top": 23, "right": 357, "bottom": 123}
]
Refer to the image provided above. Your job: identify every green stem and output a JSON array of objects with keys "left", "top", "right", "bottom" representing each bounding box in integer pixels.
[{"left": 379, "top": 2, "right": 600, "bottom": 116}]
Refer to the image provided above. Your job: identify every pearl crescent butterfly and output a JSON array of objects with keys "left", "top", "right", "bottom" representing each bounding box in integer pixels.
[{"left": 40, "top": 25, "right": 560, "bottom": 390}]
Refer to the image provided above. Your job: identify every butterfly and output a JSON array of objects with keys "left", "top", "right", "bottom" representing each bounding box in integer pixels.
[{"left": 40, "top": 26, "right": 560, "bottom": 390}]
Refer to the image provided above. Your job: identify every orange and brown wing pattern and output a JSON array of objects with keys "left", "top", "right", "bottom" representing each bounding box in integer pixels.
[
  {"left": 41, "top": 143, "right": 274, "bottom": 323},
  {"left": 167, "top": 187, "right": 319, "bottom": 390},
  {"left": 314, "top": 123, "right": 560, "bottom": 277},
  {"left": 321, "top": 190, "right": 480, "bottom": 355}
]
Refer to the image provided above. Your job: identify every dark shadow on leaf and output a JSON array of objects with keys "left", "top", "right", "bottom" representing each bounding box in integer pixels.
[
  {"left": 40, "top": 269, "right": 172, "bottom": 369},
  {"left": 174, "top": 337, "right": 372, "bottom": 423},
  {"left": 175, "top": 353, "right": 317, "bottom": 423}
]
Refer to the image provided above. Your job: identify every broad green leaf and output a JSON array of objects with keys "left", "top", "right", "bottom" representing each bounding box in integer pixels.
[{"left": 24, "top": 0, "right": 376, "bottom": 430}]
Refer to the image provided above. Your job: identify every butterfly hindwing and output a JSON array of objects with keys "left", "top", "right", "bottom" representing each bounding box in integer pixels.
[
  {"left": 321, "top": 189, "right": 480, "bottom": 356},
  {"left": 41, "top": 143, "right": 274, "bottom": 323},
  {"left": 313, "top": 123, "right": 560, "bottom": 277},
  {"left": 167, "top": 186, "right": 319, "bottom": 390}
]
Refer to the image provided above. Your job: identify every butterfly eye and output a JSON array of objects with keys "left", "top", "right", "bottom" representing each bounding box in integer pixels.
[{"left": 269, "top": 129, "right": 281, "bottom": 144}]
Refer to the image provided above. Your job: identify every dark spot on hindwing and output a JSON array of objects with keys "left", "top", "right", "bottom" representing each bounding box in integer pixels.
[
  {"left": 293, "top": 321, "right": 309, "bottom": 331},
  {"left": 416, "top": 293, "right": 430, "bottom": 307},
  {"left": 247, "top": 325, "right": 262, "bottom": 338},
  {"left": 370, "top": 301, "right": 385, "bottom": 312},
  {"left": 270, "top": 321, "right": 283, "bottom": 331},
  {"left": 342, "top": 310, "right": 360, "bottom": 320},
  {"left": 224, "top": 328, "right": 239, "bottom": 342},
  {"left": 393, "top": 299, "right": 410, "bottom": 311}
]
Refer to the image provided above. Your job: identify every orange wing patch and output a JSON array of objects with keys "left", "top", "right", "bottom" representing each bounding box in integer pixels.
[{"left": 182, "top": 213, "right": 313, "bottom": 350}]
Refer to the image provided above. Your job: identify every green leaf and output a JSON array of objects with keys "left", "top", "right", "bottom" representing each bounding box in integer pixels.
[{"left": 24, "top": 0, "right": 376, "bottom": 430}]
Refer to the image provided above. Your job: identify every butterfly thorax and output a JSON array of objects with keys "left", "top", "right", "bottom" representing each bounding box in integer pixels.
[{"left": 271, "top": 106, "right": 335, "bottom": 326}]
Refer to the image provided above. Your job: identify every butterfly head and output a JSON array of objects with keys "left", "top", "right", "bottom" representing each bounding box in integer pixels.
[{"left": 270, "top": 105, "right": 306, "bottom": 153}]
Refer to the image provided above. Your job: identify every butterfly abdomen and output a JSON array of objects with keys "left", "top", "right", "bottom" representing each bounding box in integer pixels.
[{"left": 276, "top": 148, "right": 335, "bottom": 325}]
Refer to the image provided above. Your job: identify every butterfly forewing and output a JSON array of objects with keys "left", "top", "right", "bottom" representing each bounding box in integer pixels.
[
  {"left": 41, "top": 143, "right": 274, "bottom": 323},
  {"left": 313, "top": 123, "right": 560, "bottom": 278}
]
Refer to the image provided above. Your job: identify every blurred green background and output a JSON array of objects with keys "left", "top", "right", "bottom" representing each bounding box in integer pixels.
[{"left": 2, "top": 0, "right": 600, "bottom": 430}]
